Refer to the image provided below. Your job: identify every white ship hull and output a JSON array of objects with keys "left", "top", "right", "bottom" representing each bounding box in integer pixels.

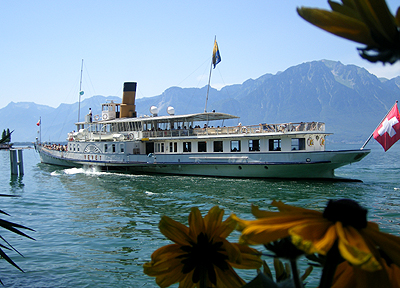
[{"left": 36, "top": 145, "right": 369, "bottom": 179}]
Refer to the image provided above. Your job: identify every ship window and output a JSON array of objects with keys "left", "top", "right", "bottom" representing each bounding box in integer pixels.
[
  {"left": 183, "top": 142, "right": 191, "bottom": 152},
  {"left": 77, "top": 144, "right": 80, "bottom": 152},
  {"left": 269, "top": 139, "right": 281, "bottom": 151},
  {"left": 155, "top": 143, "right": 164, "bottom": 153},
  {"left": 230, "top": 140, "right": 241, "bottom": 152},
  {"left": 249, "top": 139, "right": 260, "bottom": 151},
  {"left": 73, "top": 144, "right": 76, "bottom": 151},
  {"left": 214, "top": 141, "right": 223, "bottom": 152},
  {"left": 291, "top": 138, "right": 305, "bottom": 150},
  {"left": 120, "top": 144, "right": 125, "bottom": 153},
  {"left": 112, "top": 144, "right": 116, "bottom": 153},
  {"left": 169, "top": 142, "right": 177, "bottom": 153},
  {"left": 198, "top": 141, "right": 207, "bottom": 152},
  {"left": 104, "top": 144, "right": 108, "bottom": 152}
]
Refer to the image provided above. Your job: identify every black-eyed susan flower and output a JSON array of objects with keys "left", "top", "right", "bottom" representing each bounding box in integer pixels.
[
  {"left": 233, "top": 199, "right": 400, "bottom": 274},
  {"left": 143, "top": 206, "right": 262, "bottom": 288},
  {"left": 297, "top": 0, "right": 400, "bottom": 64}
]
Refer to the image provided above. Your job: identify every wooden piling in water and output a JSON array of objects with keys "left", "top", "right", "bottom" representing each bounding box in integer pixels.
[{"left": 10, "top": 149, "right": 24, "bottom": 175}]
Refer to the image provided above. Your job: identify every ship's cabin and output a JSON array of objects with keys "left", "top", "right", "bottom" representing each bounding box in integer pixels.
[{"left": 71, "top": 109, "right": 328, "bottom": 155}]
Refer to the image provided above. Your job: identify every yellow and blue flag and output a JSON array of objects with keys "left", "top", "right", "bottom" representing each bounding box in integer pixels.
[{"left": 212, "top": 40, "right": 221, "bottom": 68}]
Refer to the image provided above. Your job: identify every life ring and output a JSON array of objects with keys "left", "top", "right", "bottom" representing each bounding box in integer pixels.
[
  {"left": 102, "top": 114, "right": 108, "bottom": 120},
  {"left": 307, "top": 137, "right": 314, "bottom": 146},
  {"left": 128, "top": 133, "right": 134, "bottom": 140},
  {"left": 320, "top": 138, "right": 325, "bottom": 146},
  {"left": 94, "top": 115, "right": 100, "bottom": 121}
]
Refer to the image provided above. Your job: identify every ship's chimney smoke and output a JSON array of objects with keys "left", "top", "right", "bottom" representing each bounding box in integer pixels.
[{"left": 120, "top": 82, "right": 137, "bottom": 118}]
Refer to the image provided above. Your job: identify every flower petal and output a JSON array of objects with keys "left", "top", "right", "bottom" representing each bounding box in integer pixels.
[
  {"left": 148, "top": 244, "right": 184, "bottom": 265},
  {"left": 289, "top": 220, "right": 336, "bottom": 255},
  {"left": 144, "top": 245, "right": 187, "bottom": 287},
  {"left": 331, "top": 261, "right": 357, "bottom": 288},
  {"left": 387, "top": 262, "right": 400, "bottom": 288},
  {"left": 204, "top": 206, "right": 225, "bottom": 238},
  {"left": 271, "top": 200, "right": 323, "bottom": 215},
  {"left": 336, "top": 222, "right": 381, "bottom": 271},
  {"left": 188, "top": 207, "right": 205, "bottom": 239},
  {"left": 297, "top": 7, "right": 377, "bottom": 46},
  {"left": 155, "top": 265, "right": 186, "bottom": 288},
  {"left": 215, "top": 215, "right": 236, "bottom": 239},
  {"left": 159, "top": 216, "right": 191, "bottom": 245},
  {"left": 214, "top": 265, "right": 246, "bottom": 288},
  {"left": 352, "top": 264, "right": 391, "bottom": 288},
  {"left": 353, "top": 0, "right": 398, "bottom": 43},
  {"left": 362, "top": 225, "right": 400, "bottom": 268},
  {"left": 229, "top": 243, "right": 262, "bottom": 269},
  {"left": 178, "top": 272, "right": 196, "bottom": 288},
  {"left": 234, "top": 214, "right": 324, "bottom": 245},
  {"left": 331, "top": 261, "right": 393, "bottom": 288}
]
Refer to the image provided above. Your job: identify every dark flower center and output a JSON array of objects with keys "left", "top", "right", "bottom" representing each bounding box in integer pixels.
[
  {"left": 178, "top": 232, "right": 229, "bottom": 285},
  {"left": 322, "top": 199, "right": 367, "bottom": 229},
  {"left": 265, "top": 236, "right": 304, "bottom": 260}
]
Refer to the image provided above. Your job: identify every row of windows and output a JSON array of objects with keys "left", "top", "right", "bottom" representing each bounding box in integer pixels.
[
  {"left": 70, "top": 138, "right": 306, "bottom": 154},
  {"left": 156, "top": 138, "right": 305, "bottom": 153},
  {"left": 155, "top": 142, "right": 178, "bottom": 153},
  {"left": 104, "top": 143, "right": 124, "bottom": 153},
  {"left": 69, "top": 143, "right": 125, "bottom": 153}
]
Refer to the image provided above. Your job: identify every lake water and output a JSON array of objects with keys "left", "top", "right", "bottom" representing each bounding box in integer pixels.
[{"left": 1, "top": 142, "right": 400, "bottom": 287}]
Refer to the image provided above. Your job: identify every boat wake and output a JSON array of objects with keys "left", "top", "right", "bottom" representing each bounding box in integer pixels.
[
  {"left": 50, "top": 166, "right": 144, "bottom": 178},
  {"left": 49, "top": 167, "right": 104, "bottom": 176},
  {"left": 64, "top": 167, "right": 102, "bottom": 175}
]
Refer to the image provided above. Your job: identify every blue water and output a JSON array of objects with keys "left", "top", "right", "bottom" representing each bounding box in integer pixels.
[{"left": 1, "top": 142, "right": 400, "bottom": 287}]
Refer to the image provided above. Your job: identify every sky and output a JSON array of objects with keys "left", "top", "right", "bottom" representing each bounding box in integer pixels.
[{"left": 1, "top": 0, "right": 400, "bottom": 110}]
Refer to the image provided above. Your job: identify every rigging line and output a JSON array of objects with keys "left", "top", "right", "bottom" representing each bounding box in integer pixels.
[
  {"left": 214, "top": 67, "right": 241, "bottom": 124},
  {"left": 182, "top": 58, "right": 210, "bottom": 113},
  {"left": 136, "top": 87, "right": 145, "bottom": 98},
  {"left": 114, "top": 85, "right": 122, "bottom": 99},
  {"left": 82, "top": 61, "right": 96, "bottom": 96},
  {"left": 176, "top": 57, "right": 210, "bottom": 87}
]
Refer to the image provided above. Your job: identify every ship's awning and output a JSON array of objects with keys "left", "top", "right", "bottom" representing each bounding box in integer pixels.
[{"left": 76, "top": 112, "right": 239, "bottom": 125}]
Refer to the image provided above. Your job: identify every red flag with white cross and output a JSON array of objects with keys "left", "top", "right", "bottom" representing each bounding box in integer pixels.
[{"left": 373, "top": 102, "right": 400, "bottom": 151}]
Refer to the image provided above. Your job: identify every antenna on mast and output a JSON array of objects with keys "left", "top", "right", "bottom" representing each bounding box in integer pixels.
[{"left": 77, "top": 59, "right": 84, "bottom": 122}]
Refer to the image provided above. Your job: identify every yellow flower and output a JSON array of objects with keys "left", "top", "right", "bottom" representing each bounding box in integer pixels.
[
  {"left": 297, "top": 0, "right": 400, "bottom": 64},
  {"left": 143, "top": 206, "right": 262, "bottom": 288},
  {"left": 233, "top": 199, "right": 400, "bottom": 272}
]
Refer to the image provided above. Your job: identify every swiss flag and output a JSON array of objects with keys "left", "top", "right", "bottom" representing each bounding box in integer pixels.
[{"left": 373, "top": 103, "right": 400, "bottom": 151}]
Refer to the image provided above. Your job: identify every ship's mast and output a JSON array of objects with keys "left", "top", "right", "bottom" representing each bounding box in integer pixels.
[{"left": 77, "top": 59, "right": 84, "bottom": 122}]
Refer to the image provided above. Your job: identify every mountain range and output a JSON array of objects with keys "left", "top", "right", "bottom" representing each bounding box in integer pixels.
[{"left": 2, "top": 59, "right": 399, "bottom": 144}]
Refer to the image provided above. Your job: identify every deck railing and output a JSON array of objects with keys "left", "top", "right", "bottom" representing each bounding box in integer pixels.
[
  {"left": 141, "top": 122, "right": 325, "bottom": 139},
  {"left": 77, "top": 122, "right": 325, "bottom": 141}
]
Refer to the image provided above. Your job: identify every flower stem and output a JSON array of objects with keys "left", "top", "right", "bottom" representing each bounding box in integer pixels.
[
  {"left": 319, "top": 241, "right": 342, "bottom": 288},
  {"left": 290, "top": 259, "right": 303, "bottom": 288}
]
